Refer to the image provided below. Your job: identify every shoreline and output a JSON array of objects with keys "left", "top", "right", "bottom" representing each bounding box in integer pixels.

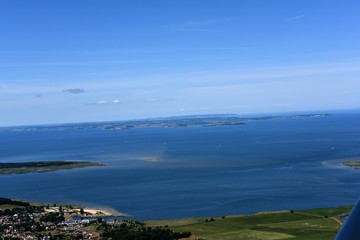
[
  {"left": 83, "top": 207, "right": 128, "bottom": 217},
  {"left": 1, "top": 200, "right": 350, "bottom": 239},
  {"left": 0, "top": 160, "right": 105, "bottom": 175},
  {"left": 0, "top": 196, "right": 128, "bottom": 217}
]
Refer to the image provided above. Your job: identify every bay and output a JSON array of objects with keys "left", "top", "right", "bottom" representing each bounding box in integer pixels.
[{"left": 1, "top": 112, "right": 360, "bottom": 220}]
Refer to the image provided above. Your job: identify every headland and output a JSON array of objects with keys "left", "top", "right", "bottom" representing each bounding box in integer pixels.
[{"left": 0, "top": 161, "right": 104, "bottom": 174}]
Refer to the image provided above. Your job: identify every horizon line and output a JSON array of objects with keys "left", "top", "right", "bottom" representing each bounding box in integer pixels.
[{"left": 1, "top": 108, "right": 358, "bottom": 129}]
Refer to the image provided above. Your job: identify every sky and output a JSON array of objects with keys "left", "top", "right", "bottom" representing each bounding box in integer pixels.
[{"left": 0, "top": 0, "right": 360, "bottom": 126}]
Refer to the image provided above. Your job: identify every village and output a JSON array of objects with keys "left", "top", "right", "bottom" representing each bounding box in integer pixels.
[
  {"left": 0, "top": 198, "right": 191, "bottom": 240},
  {"left": 0, "top": 202, "right": 128, "bottom": 240}
]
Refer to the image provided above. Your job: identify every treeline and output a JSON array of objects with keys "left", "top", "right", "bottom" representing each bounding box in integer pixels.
[
  {"left": 0, "top": 161, "right": 81, "bottom": 169},
  {"left": 40, "top": 212, "right": 65, "bottom": 224},
  {"left": 0, "top": 197, "right": 30, "bottom": 207},
  {"left": 102, "top": 227, "right": 191, "bottom": 240},
  {"left": 0, "top": 205, "right": 43, "bottom": 217},
  {"left": 97, "top": 220, "right": 191, "bottom": 240}
]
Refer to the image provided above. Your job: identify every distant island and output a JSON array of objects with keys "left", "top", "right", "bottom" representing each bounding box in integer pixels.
[
  {"left": 0, "top": 161, "right": 104, "bottom": 174},
  {"left": 0, "top": 113, "right": 332, "bottom": 132},
  {"left": 343, "top": 161, "right": 360, "bottom": 170}
]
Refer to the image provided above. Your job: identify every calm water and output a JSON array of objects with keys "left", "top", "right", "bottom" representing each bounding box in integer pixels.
[{"left": 1, "top": 112, "right": 360, "bottom": 220}]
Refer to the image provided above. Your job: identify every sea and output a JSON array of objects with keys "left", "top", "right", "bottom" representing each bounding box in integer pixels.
[{"left": 1, "top": 111, "right": 360, "bottom": 220}]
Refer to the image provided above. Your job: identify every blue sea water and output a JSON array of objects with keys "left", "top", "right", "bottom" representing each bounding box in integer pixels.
[{"left": 1, "top": 112, "right": 360, "bottom": 220}]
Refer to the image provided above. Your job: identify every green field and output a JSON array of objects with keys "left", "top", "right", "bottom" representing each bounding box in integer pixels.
[
  {"left": 0, "top": 161, "right": 104, "bottom": 174},
  {"left": 146, "top": 206, "right": 352, "bottom": 240}
]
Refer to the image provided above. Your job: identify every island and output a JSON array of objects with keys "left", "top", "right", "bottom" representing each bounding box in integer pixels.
[
  {"left": 343, "top": 161, "right": 360, "bottom": 169},
  {"left": 0, "top": 161, "right": 104, "bottom": 174}
]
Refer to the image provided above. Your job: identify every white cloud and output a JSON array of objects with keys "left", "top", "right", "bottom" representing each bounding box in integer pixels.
[
  {"left": 97, "top": 100, "right": 107, "bottom": 105},
  {"left": 94, "top": 99, "right": 121, "bottom": 105},
  {"left": 285, "top": 15, "right": 305, "bottom": 22},
  {"left": 2, "top": 60, "right": 360, "bottom": 101}
]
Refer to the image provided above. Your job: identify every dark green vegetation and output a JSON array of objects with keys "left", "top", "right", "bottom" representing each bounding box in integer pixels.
[
  {"left": 0, "top": 197, "right": 30, "bottom": 208},
  {"left": 100, "top": 223, "right": 191, "bottom": 240},
  {"left": 146, "top": 206, "right": 352, "bottom": 240},
  {"left": 0, "top": 161, "right": 104, "bottom": 174}
]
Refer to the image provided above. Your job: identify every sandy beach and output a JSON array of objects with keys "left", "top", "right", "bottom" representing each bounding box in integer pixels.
[{"left": 83, "top": 207, "right": 128, "bottom": 217}]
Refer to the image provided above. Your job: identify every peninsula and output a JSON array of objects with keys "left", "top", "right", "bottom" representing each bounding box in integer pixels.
[{"left": 0, "top": 161, "right": 104, "bottom": 174}]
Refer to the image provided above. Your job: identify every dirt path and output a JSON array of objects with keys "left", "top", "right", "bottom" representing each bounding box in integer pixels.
[{"left": 330, "top": 217, "right": 343, "bottom": 226}]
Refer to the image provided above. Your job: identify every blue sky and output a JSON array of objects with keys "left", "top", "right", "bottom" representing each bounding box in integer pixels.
[{"left": 1, "top": 0, "right": 360, "bottom": 126}]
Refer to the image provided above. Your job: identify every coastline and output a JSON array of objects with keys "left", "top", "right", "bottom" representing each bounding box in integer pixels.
[
  {"left": 1, "top": 196, "right": 350, "bottom": 239},
  {"left": 0, "top": 160, "right": 105, "bottom": 175},
  {"left": 83, "top": 207, "right": 128, "bottom": 217},
  {"left": 0, "top": 196, "right": 127, "bottom": 217}
]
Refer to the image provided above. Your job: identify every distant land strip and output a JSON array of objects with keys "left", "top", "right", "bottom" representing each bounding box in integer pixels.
[
  {"left": 343, "top": 161, "right": 360, "bottom": 170},
  {"left": 0, "top": 161, "right": 104, "bottom": 174},
  {"left": 0, "top": 113, "right": 332, "bottom": 132}
]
